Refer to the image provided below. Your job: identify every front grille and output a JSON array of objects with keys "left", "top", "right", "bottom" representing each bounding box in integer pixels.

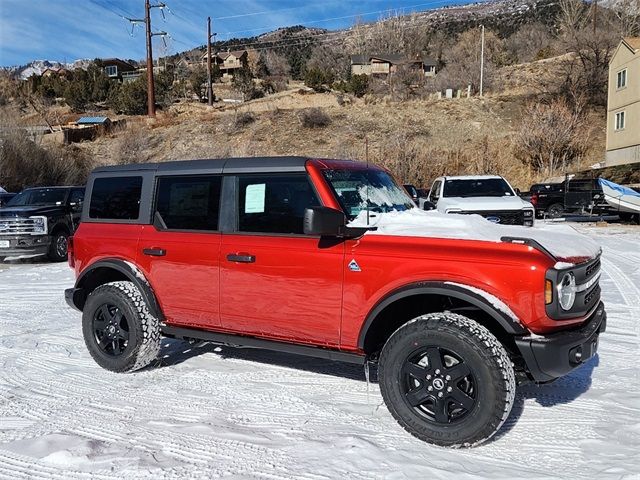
[
  {"left": 459, "top": 210, "right": 525, "bottom": 225},
  {"left": 586, "top": 259, "right": 601, "bottom": 278},
  {"left": 584, "top": 284, "right": 600, "bottom": 306},
  {"left": 0, "top": 217, "right": 43, "bottom": 235}
]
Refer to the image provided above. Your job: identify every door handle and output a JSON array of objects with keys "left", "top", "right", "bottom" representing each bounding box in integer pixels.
[
  {"left": 143, "top": 247, "right": 166, "bottom": 256},
  {"left": 226, "top": 253, "right": 255, "bottom": 263}
]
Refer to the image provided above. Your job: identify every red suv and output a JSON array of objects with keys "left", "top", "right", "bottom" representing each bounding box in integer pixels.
[{"left": 66, "top": 157, "right": 606, "bottom": 447}]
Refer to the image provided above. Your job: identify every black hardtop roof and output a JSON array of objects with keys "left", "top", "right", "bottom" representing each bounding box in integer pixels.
[
  {"left": 92, "top": 156, "right": 310, "bottom": 175},
  {"left": 91, "top": 156, "right": 369, "bottom": 176}
]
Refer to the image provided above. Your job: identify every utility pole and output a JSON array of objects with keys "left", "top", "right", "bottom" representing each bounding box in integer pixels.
[
  {"left": 207, "top": 17, "right": 217, "bottom": 107},
  {"left": 128, "top": 1, "right": 167, "bottom": 117},
  {"left": 479, "top": 24, "right": 485, "bottom": 98}
]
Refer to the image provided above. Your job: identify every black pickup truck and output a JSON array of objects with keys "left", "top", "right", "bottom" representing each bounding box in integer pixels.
[
  {"left": 0, "top": 186, "right": 85, "bottom": 262},
  {"left": 522, "top": 179, "right": 609, "bottom": 218}
]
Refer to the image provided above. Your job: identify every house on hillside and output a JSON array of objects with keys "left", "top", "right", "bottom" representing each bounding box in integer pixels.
[
  {"left": 41, "top": 68, "right": 68, "bottom": 78},
  {"left": 101, "top": 58, "right": 138, "bottom": 82},
  {"left": 199, "top": 50, "right": 249, "bottom": 80},
  {"left": 350, "top": 54, "right": 437, "bottom": 77},
  {"left": 606, "top": 37, "right": 640, "bottom": 167}
]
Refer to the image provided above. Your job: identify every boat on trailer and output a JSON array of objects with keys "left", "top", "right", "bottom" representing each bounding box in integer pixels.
[{"left": 599, "top": 178, "right": 640, "bottom": 215}]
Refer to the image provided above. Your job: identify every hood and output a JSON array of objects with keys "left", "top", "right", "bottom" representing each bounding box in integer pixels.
[
  {"left": 438, "top": 196, "right": 532, "bottom": 212},
  {"left": 348, "top": 208, "right": 600, "bottom": 263},
  {"left": 0, "top": 205, "right": 64, "bottom": 217}
]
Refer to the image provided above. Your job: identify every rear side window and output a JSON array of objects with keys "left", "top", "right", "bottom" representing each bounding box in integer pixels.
[
  {"left": 89, "top": 176, "right": 142, "bottom": 220},
  {"left": 237, "top": 174, "right": 319, "bottom": 234},
  {"left": 155, "top": 175, "right": 222, "bottom": 231}
]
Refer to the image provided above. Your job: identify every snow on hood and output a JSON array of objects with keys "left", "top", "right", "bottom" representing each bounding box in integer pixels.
[
  {"left": 438, "top": 195, "right": 532, "bottom": 211},
  {"left": 348, "top": 208, "right": 601, "bottom": 262}
]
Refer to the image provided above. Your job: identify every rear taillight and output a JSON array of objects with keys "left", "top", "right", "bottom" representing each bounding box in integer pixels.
[
  {"left": 67, "top": 236, "right": 75, "bottom": 268},
  {"left": 530, "top": 193, "right": 538, "bottom": 206}
]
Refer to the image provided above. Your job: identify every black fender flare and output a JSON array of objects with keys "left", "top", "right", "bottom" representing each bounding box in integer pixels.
[
  {"left": 357, "top": 281, "right": 527, "bottom": 350},
  {"left": 71, "top": 258, "right": 164, "bottom": 320}
]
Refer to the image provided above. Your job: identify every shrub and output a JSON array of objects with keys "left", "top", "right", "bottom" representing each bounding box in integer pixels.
[
  {"left": 348, "top": 74, "right": 369, "bottom": 97},
  {"left": 304, "top": 67, "right": 333, "bottom": 92},
  {"left": 234, "top": 111, "right": 256, "bottom": 128},
  {"left": 0, "top": 130, "right": 92, "bottom": 191},
  {"left": 298, "top": 107, "right": 331, "bottom": 128}
]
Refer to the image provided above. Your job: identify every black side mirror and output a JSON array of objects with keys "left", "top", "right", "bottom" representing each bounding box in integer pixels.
[
  {"left": 304, "top": 206, "right": 346, "bottom": 236},
  {"left": 423, "top": 201, "right": 436, "bottom": 211},
  {"left": 515, "top": 188, "right": 521, "bottom": 195}
]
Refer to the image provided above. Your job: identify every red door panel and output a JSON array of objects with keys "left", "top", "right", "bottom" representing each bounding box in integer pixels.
[
  {"left": 137, "top": 225, "right": 221, "bottom": 328},
  {"left": 220, "top": 234, "right": 344, "bottom": 346}
]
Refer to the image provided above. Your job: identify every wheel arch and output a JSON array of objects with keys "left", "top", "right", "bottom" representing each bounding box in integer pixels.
[
  {"left": 72, "top": 259, "right": 164, "bottom": 320},
  {"left": 358, "top": 282, "right": 526, "bottom": 356}
]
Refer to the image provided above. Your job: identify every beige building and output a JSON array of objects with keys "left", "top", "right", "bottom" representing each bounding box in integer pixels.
[
  {"left": 606, "top": 38, "right": 640, "bottom": 166},
  {"left": 200, "top": 50, "right": 249, "bottom": 80},
  {"left": 350, "top": 54, "right": 437, "bottom": 78}
]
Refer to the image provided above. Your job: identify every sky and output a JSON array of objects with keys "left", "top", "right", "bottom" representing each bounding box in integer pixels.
[{"left": 0, "top": 0, "right": 470, "bottom": 67}]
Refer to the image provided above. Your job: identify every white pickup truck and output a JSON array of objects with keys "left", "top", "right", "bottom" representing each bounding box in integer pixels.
[{"left": 426, "top": 175, "right": 535, "bottom": 226}]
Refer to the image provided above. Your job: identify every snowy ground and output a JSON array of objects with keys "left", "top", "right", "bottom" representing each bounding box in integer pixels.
[{"left": 0, "top": 224, "right": 638, "bottom": 479}]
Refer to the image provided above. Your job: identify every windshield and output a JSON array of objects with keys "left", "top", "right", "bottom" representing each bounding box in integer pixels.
[
  {"left": 443, "top": 178, "right": 514, "bottom": 198},
  {"left": 5, "top": 188, "right": 67, "bottom": 207},
  {"left": 323, "top": 169, "right": 414, "bottom": 220}
]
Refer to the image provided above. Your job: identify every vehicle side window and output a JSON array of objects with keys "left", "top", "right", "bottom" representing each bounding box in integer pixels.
[
  {"left": 89, "top": 176, "right": 142, "bottom": 220},
  {"left": 430, "top": 181, "right": 442, "bottom": 202},
  {"left": 237, "top": 174, "right": 319, "bottom": 235},
  {"left": 155, "top": 175, "right": 222, "bottom": 231},
  {"left": 69, "top": 188, "right": 84, "bottom": 205}
]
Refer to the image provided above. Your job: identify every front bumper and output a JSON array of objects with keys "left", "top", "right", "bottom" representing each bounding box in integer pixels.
[
  {"left": 516, "top": 302, "right": 606, "bottom": 383},
  {"left": 0, "top": 235, "right": 50, "bottom": 259}
]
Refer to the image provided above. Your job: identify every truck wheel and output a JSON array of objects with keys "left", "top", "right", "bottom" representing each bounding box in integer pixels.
[
  {"left": 378, "top": 312, "right": 516, "bottom": 448},
  {"left": 546, "top": 203, "right": 564, "bottom": 219},
  {"left": 82, "top": 281, "right": 161, "bottom": 373},
  {"left": 47, "top": 231, "right": 68, "bottom": 262}
]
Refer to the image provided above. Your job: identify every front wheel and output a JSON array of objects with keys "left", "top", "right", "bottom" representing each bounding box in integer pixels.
[
  {"left": 546, "top": 203, "right": 564, "bottom": 219},
  {"left": 82, "top": 281, "right": 161, "bottom": 372},
  {"left": 48, "top": 231, "right": 68, "bottom": 262},
  {"left": 378, "top": 312, "right": 515, "bottom": 448}
]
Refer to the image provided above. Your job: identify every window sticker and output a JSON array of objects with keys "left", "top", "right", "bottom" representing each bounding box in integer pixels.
[{"left": 245, "top": 183, "right": 266, "bottom": 213}]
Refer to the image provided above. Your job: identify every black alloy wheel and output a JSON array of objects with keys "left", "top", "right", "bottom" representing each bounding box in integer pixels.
[
  {"left": 401, "top": 346, "right": 476, "bottom": 424},
  {"left": 92, "top": 303, "right": 130, "bottom": 357}
]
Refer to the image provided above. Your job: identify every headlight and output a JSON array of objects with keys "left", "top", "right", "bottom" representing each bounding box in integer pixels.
[
  {"left": 557, "top": 272, "right": 576, "bottom": 311},
  {"left": 29, "top": 216, "right": 48, "bottom": 234},
  {"left": 523, "top": 209, "right": 533, "bottom": 217}
]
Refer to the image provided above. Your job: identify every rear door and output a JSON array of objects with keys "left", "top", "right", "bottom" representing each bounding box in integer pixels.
[
  {"left": 137, "top": 175, "right": 223, "bottom": 329},
  {"left": 219, "top": 173, "right": 344, "bottom": 346}
]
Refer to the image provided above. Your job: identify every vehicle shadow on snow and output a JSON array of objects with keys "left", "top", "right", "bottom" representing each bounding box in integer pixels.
[
  {"left": 155, "top": 338, "right": 369, "bottom": 381},
  {"left": 492, "top": 355, "right": 598, "bottom": 442}
]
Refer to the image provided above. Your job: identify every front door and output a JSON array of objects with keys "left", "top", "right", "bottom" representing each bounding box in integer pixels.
[
  {"left": 220, "top": 173, "right": 344, "bottom": 346},
  {"left": 137, "top": 175, "right": 223, "bottom": 329}
]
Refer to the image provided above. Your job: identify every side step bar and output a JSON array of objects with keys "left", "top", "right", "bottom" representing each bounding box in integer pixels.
[{"left": 161, "top": 325, "right": 366, "bottom": 365}]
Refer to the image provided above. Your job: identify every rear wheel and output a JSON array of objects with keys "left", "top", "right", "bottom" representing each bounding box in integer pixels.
[
  {"left": 378, "top": 312, "right": 515, "bottom": 447},
  {"left": 546, "top": 203, "right": 564, "bottom": 219},
  {"left": 82, "top": 281, "right": 161, "bottom": 372},
  {"left": 47, "top": 231, "right": 69, "bottom": 262}
]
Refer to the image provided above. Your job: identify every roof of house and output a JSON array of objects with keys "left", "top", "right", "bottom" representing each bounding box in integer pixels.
[
  {"left": 217, "top": 50, "right": 248, "bottom": 60},
  {"left": 100, "top": 58, "right": 137, "bottom": 70},
  {"left": 622, "top": 37, "right": 640, "bottom": 52},
  {"left": 76, "top": 116, "right": 111, "bottom": 125}
]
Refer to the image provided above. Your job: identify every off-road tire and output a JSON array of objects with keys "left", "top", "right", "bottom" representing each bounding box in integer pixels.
[
  {"left": 378, "top": 312, "right": 516, "bottom": 448},
  {"left": 82, "top": 281, "right": 161, "bottom": 372},
  {"left": 47, "top": 231, "right": 68, "bottom": 262},
  {"left": 546, "top": 203, "right": 564, "bottom": 219}
]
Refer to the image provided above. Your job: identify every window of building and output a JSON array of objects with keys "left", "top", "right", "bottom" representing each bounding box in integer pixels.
[
  {"left": 89, "top": 176, "right": 142, "bottom": 220},
  {"left": 615, "top": 111, "right": 626, "bottom": 131},
  {"left": 616, "top": 69, "right": 627, "bottom": 89},
  {"left": 104, "top": 65, "right": 117, "bottom": 77},
  {"left": 237, "top": 174, "right": 319, "bottom": 235},
  {"left": 155, "top": 176, "right": 222, "bottom": 231}
]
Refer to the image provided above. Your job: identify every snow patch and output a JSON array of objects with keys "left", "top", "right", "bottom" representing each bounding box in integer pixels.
[{"left": 348, "top": 208, "right": 601, "bottom": 261}]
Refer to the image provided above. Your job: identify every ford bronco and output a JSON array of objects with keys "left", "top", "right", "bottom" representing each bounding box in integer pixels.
[{"left": 65, "top": 157, "right": 606, "bottom": 447}]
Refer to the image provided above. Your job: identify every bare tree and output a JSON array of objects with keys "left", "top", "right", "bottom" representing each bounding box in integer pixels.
[
  {"left": 514, "top": 99, "right": 590, "bottom": 176},
  {"left": 610, "top": 0, "right": 640, "bottom": 36}
]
